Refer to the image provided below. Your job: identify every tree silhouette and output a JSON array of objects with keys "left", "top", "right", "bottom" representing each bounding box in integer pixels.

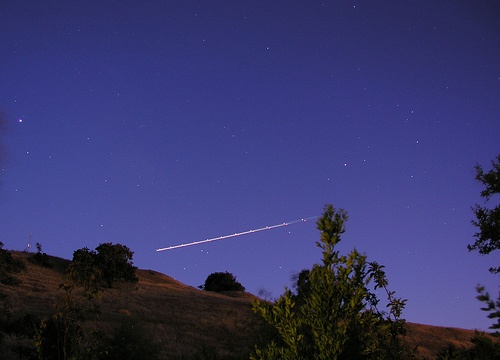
[
  {"left": 67, "top": 247, "right": 102, "bottom": 299},
  {"left": 95, "top": 243, "right": 138, "bottom": 288},
  {"left": 69, "top": 243, "right": 137, "bottom": 290},
  {"left": 469, "top": 154, "right": 500, "bottom": 274},
  {"left": 468, "top": 155, "right": 500, "bottom": 332},
  {"left": 200, "top": 271, "right": 245, "bottom": 292},
  {"left": 35, "top": 243, "right": 138, "bottom": 358},
  {"left": 251, "top": 205, "right": 412, "bottom": 360}
]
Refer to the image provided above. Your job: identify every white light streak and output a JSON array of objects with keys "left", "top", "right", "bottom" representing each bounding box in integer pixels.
[{"left": 156, "top": 216, "right": 318, "bottom": 252}]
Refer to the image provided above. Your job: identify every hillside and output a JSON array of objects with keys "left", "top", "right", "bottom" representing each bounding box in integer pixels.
[{"left": 0, "top": 251, "right": 494, "bottom": 359}]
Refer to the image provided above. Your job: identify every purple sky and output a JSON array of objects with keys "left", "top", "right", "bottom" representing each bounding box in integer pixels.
[{"left": 1, "top": 1, "right": 499, "bottom": 331}]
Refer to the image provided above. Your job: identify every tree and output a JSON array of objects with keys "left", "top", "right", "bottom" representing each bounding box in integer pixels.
[
  {"left": 35, "top": 257, "right": 101, "bottom": 360},
  {"left": 200, "top": 271, "right": 245, "bottom": 292},
  {"left": 33, "top": 242, "right": 52, "bottom": 268},
  {"left": 469, "top": 154, "right": 500, "bottom": 332},
  {"left": 469, "top": 154, "right": 500, "bottom": 274},
  {"left": 251, "top": 205, "right": 412, "bottom": 360},
  {"left": 289, "top": 269, "right": 312, "bottom": 308},
  {"left": 94, "top": 243, "right": 138, "bottom": 288},
  {"left": 34, "top": 244, "right": 137, "bottom": 359},
  {"left": 67, "top": 243, "right": 137, "bottom": 294},
  {"left": 34, "top": 312, "right": 84, "bottom": 360},
  {"left": 67, "top": 247, "right": 102, "bottom": 299},
  {"left": 34, "top": 268, "right": 106, "bottom": 360},
  {"left": 475, "top": 285, "right": 500, "bottom": 333}
]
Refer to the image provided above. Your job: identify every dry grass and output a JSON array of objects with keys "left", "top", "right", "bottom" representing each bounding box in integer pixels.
[
  {"left": 0, "top": 251, "right": 497, "bottom": 359},
  {"left": 404, "top": 322, "right": 496, "bottom": 359},
  {"left": 1, "top": 252, "right": 265, "bottom": 359}
]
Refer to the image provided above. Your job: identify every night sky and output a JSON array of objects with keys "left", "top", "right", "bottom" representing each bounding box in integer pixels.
[{"left": 1, "top": 1, "right": 499, "bottom": 331}]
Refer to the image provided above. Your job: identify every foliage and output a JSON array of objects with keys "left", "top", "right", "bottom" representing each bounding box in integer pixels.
[
  {"left": 5, "top": 313, "right": 40, "bottom": 358},
  {"left": 34, "top": 315, "right": 84, "bottom": 360},
  {"left": 291, "top": 269, "right": 311, "bottom": 306},
  {"left": 469, "top": 154, "right": 500, "bottom": 274},
  {"left": 33, "top": 242, "right": 52, "bottom": 268},
  {"left": 95, "top": 242, "right": 138, "bottom": 288},
  {"left": 476, "top": 285, "right": 500, "bottom": 333},
  {"left": 0, "top": 241, "right": 25, "bottom": 285},
  {"left": 251, "top": 204, "right": 412, "bottom": 360},
  {"left": 33, "top": 244, "right": 139, "bottom": 359},
  {"left": 0, "top": 296, "right": 41, "bottom": 359},
  {"left": 200, "top": 272, "right": 245, "bottom": 293},
  {"left": 69, "top": 243, "right": 138, "bottom": 290},
  {"left": 436, "top": 331, "right": 500, "bottom": 360},
  {"left": 67, "top": 247, "right": 102, "bottom": 299},
  {"left": 34, "top": 255, "right": 103, "bottom": 359},
  {"left": 469, "top": 155, "right": 500, "bottom": 331}
]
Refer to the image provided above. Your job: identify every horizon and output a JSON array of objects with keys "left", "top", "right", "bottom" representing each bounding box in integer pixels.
[{"left": 1, "top": 1, "right": 499, "bottom": 331}]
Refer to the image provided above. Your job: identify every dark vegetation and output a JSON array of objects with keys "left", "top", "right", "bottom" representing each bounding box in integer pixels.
[
  {"left": 469, "top": 154, "right": 500, "bottom": 274},
  {"left": 251, "top": 205, "right": 412, "bottom": 359},
  {"left": 69, "top": 242, "right": 138, "bottom": 291},
  {"left": 200, "top": 272, "right": 246, "bottom": 293},
  {"left": 32, "top": 243, "right": 52, "bottom": 268},
  {"left": 0, "top": 247, "right": 498, "bottom": 359},
  {"left": 0, "top": 247, "right": 268, "bottom": 359},
  {"left": 469, "top": 154, "right": 500, "bottom": 332},
  {"left": 1, "top": 170, "right": 500, "bottom": 359},
  {"left": 436, "top": 331, "right": 500, "bottom": 360},
  {"left": 0, "top": 242, "right": 25, "bottom": 285}
]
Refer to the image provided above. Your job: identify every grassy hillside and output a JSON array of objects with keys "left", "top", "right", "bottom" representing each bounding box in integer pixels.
[{"left": 0, "top": 251, "right": 494, "bottom": 359}]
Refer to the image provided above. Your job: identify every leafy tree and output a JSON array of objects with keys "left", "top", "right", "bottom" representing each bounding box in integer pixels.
[
  {"left": 34, "top": 314, "right": 84, "bottom": 360},
  {"left": 34, "top": 243, "right": 139, "bottom": 358},
  {"left": 469, "top": 154, "right": 500, "bottom": 274},
  {"left": 67, "top": 247, "right": 102, "bottom": 299},
  {"left": 34, "top": 274, "right": 100, "bottom": 360},
  {"left": 95, "top": 243, "right": 138, "bottom": 288},
  {"left": 69, "top": 243, "right": 138, "bottom": 290},
  {"left": 476, "top": 285, "right": 500, "bottom": 333},
  {"left": 291, "top": 269, "right": 311, "bottom": 306},
  {"left": 34, "top": 248, "right": 108, "bottom": 359},
  {"left": 251, "top": 205, "right": 412, "bottom": 360},
  {"left": 200, "top": 271, "right": 245, "bottom": 292},
  {"left": 469, "top": 155, "right": 500, "bottom": 332}
]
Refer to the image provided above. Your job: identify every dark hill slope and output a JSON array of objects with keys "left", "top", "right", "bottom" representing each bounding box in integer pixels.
[
  {"left": 0, "top": 251, "right": 494, "bottom": 359},
  {"left": 1, "top": 252, "right": 265, "bottom": 359}
]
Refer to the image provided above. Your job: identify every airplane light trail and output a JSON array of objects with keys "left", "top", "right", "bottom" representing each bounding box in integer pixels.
[{"left": 156, "top": 216, "right": 318, "bottom": 252}]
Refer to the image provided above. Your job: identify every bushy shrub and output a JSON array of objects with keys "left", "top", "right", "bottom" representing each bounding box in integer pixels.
[
  {"left": 33, "top": 242, "right": 52, "bottom": 268},
  {"left": 437, "top": 332, "right": 500, "bottom": 359},
  {"left": 200, "top": 272, "right": 245, "bottom": 292},
  {"left": 34, "top": 316, "right": 84, "bottom": 360}
]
